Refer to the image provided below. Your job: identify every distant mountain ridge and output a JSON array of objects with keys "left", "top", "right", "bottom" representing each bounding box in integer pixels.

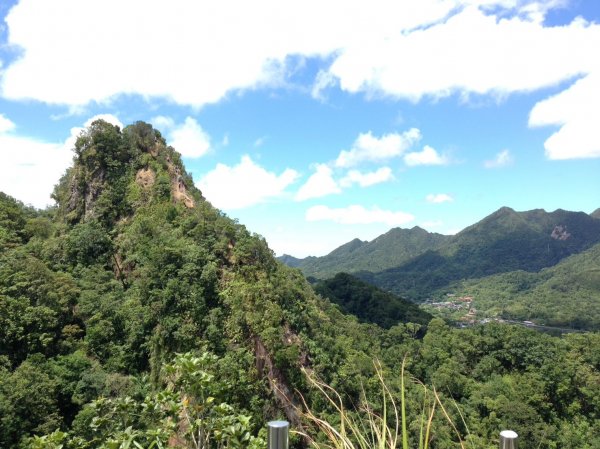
[
  {"left": 281, "top": 207, "right": 600, "bottom": 300},
  {"left": 279, "top": 226, "right": 449, "bottom": 279}
]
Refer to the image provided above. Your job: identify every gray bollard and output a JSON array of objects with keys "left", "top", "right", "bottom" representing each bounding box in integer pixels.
[
  {"left": 499, "top": 430, "right": 518, "bottom": 449},
  {"left": 268, "top": 420, "right": 289, "bottom": 449}
]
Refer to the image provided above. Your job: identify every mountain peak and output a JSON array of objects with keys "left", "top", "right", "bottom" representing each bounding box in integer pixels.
[{"left": 53, "top": 120, "right": 201, "bottom": 226}]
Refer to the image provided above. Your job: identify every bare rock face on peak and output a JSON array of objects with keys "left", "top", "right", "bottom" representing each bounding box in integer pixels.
[{"left": 53, "top": 120, "right": 201, "bottom": 225}]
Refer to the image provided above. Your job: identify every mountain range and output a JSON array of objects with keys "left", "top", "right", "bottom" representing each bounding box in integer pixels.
[{"left": 281, "top": 206, "right": 600, "bottom": 328}]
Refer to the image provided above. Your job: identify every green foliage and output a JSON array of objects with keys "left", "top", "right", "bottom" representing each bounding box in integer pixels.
[
  {"left": 26, "top": 352, "right": 265, "bottom": 449},
  {"left": 282, "top": 227, "right": 449, "bottom": 280},
  {"left": 314, "top": 273, "right": 432, "bottom": 328},
  {"left": 436, "top": 242, "right": 600, "bottom": 329},
  {"left": 0, "top": 192, "right": 36, "bottom": 251}
]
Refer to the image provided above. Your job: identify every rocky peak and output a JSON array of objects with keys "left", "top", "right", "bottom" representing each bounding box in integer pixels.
[{"left": 54, "top": 119, "right": 200, "bottom": 225}]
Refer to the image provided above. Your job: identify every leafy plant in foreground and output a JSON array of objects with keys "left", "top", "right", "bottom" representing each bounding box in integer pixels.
[{"left": 26, "top": 352, "right": 265, "bottom": 449}]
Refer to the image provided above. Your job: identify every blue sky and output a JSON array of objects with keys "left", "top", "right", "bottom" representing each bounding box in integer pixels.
[{"left": 1, "top": 0, "right": 599, "bottom": 257}]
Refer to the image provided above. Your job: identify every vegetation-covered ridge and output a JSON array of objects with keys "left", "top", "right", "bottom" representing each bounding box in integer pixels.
[
  {"left": 1, "top": 120, "right": 599, "bottom": 449},
  {"left": 283, "top": 206, "right": 600, "bottom": 311},
  {"left": 279, "top": 226, "right": 449, "bottom": 280}
]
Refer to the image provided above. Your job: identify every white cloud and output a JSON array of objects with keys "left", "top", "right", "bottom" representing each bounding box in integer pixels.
[
  {"left": 529, "top": 73, "right": 600, "bottom": 159},
  {"left": 0, "top": 114, "right": 16, "bottom": 133},
  {"left": 311, "top": 69, "right": 337, "bottom": 100},
  {"left": 306, "top": 204, "right": 414, "bottom": 226},
  {"left": 421, "top": 220, "right": 443, "bottom": 229},
  {"left": 426, "top": 193, "right": 453, "bottom": 203},
  {"left": 340, "top": 167, "right": 393, "bottom": 187},
  {"left": 404, "top": 145, "right": 448, "bottom": 166},
  {"left": 328, "top": 6, "right": 600, "bottom": 101},
  {"left": 335, "top": 129, "right": 421, "bottom": 168},
  {"left": 197, "top": 155, "right": 298, "bottom": 209},
  {"left": 83, "top": 114, "right": 123, "bottom": 128},
  {"left": 2, "top": 1, "right": 599, "bottom": 160},
  {"left": 0, "top": 135, "right": 71, "bottom": 209},
  {"left": 168, "top": 117, "right": 211, "bottom": 158},
  {"left": 254, "top": 136, "right": 267, "bottom": 148},
  {"left": 0, "top": 113, "right": 123, "bottom": 208},
  {"left": 484, "top": 149, "right": 513, "bottom": 168},
  {"left": 295, "top": 164, "right": 341, "bottom": 201},
  {"left": 151, "top": 115, "right": 175, "bottom": 130},
  {"left": 0, "top": 0, "right": 458, "bottom": 107}
]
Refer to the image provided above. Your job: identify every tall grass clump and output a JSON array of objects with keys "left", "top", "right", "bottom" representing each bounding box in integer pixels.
[{"left": 295, "top": 358, "right": 468, "bottom": 449}]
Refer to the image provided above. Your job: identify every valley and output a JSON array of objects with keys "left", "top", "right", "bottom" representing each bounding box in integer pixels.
[{"left": 282, "top": 207, "right": 600, "bottom": 331}]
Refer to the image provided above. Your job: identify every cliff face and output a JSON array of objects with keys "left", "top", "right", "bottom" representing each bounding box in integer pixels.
[{"left": 54, "top": 120, "right": 199, "bottom": 225}]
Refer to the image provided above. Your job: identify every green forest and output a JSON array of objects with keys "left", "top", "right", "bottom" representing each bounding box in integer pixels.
[
  {"left": 1, "top": 120, "right": 599, "bottom": 449},
  {"left": 282, "top": 206, "right": 600, "bottom": 330}
]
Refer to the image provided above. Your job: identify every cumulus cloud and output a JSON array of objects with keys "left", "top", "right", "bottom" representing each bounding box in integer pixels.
[
  {"left": 311, "top": 70, "right": 337, "bottom": 100},
  {"left": 426, "top": 193, "right": 453, "bottom": 203},
  {"left": 306, "top": 204, "right": 414, "bottom": 226},
  {"left": 421, "top": 220, "right": 443, "bottom": 229},
  {"left": 0, "top": 113, "right": 122, "bottom": 208},
  {"left": 484, "top": 149, "right": 513, "bottom": 168},
  {"left": 0, "top": 0, "right": 457, "bottom": 107},
  {"left": 150, "top": 116, "right": 212, "bottom": 158},
  {"left": 2, "top": 1, "right": 599, "bottom": 160},
  {"left": 84, "top": 114, "right": 123, "bottom": 128},
  {"left": 335, "top": 129, "right": 421, "bottom": 168},
  {"left": 197, "top": 155, "right": 298, "bottom": 209},
  {"left": 168, "top": 117, "right": 211, "bottom": 158},
  {"left": 404, "top": 145, "right": 448, "bottom": 166},
  {"left": 327, "top": 6, "right": 599, "bottom": 101},
  {"left": 151, "top": 115, "right": 176, "bottom": 130},
  {"left": 529, "top": 73, "right": 600, "bottom": 159},
  {"left": 295, "top": 164, "right": 341, "bottom": 201},
  {"left": 340, "top": 167, "right": 393, "bottom": 187},
  {"left": 0, "top": 114, "right": 16, "bottom": 133}
]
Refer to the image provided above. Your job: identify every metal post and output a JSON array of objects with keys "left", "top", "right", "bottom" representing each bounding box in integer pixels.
[
  {"left": 499, "top": 430, "right": 518, "bottom": 449},
  {"left": 268, "top": 420, "right": 289, "bottom": 449}
]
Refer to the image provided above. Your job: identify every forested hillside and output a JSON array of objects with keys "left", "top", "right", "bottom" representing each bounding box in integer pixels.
[
  {"left": 361, "top": 207, "right": 600, "bottom": 299},
  {"left": 313, "top": 272, "right": 432, "bottom": 328},
  {"left": 1, "top": 120, "right": 599, "bottom": 449},
  {"left": 435, "top": 241, "right": 600, "bottom": 329},
  {"left": 279, "top": 226, "right": 449, "bottom": 279},
  {"left": 283, "top": 206, "right": 600, "bottom": 306}
]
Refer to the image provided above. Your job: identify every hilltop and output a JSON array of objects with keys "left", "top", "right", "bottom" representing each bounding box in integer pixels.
[
  {"left": 278, "top": 226, "right": 449, "bottom": 279},
  {"left": 283, "top": 206, "right": 600, "bottom": 301}
]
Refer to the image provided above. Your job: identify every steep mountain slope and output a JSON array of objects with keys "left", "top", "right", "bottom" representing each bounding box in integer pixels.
[
  {"left": 441, "top": 241, "right": 600, "bottom": 329},
  {"left": 0, "top": 120, "right": 397, "bottom": 445},
  {"left": 280, "top": 226, "right": 449, "bottom": 279},
  {"left": 358, "top": 207, "right": 600, "bottom": 299},
  {"left": 591, "top": 208, "right": 600, "bottom": 220},
  {"left": 313, "top": 272, "right": 432, "bottom": 328}
]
